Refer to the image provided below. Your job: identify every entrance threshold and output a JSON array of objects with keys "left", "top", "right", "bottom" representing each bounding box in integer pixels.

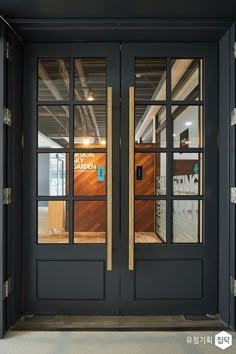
[{"left": 11, "top": 315, "right": 228, "bottom": 331}]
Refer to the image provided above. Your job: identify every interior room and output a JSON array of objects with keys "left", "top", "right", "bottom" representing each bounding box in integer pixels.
[{"left": 37, "top": 58, "right": 202, "bottom": 244}]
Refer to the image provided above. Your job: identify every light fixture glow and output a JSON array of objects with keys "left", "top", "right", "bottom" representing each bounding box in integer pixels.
[
  {"left": 185, "top": 121, "right": 192, "bottom": 127},
  {"left": 100, "top": 140, "right": 106, "bottom": 145},
  {"left": 173, "top": 134, "right": 176, "bottom": 137},
  {"left": 86, "top": 90, "right": 95, "bottom": 101},
  {"left": 84, "top": 138, "right": 90, "bottom": 145}
]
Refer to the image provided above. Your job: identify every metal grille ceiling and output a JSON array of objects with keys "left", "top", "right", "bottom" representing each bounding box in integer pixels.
[
  {"left": 38, "top": 57, "right": 200, "bottom": 147},
  {"left": 38, "top": 58, "right": 107, "bottom": 146}
]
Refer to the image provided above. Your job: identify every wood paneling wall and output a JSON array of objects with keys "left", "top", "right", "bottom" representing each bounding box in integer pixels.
[
  {"left": 135, "top": 147, "right": 156, "bottom": 232},
  {"left": 74, "top": 201, "right": 106, "bottom": 232},
  {"left": 74, "top": 151, "right": 106, "bottom": 196},
  {"left": 71, "top": 144, "right": 162, "bottom": 233},
  {"left": 135, "top": 152, "right": 155, "bottom": 195},
  {"left": 135, "top": 200, "right": 155, "bottom": 232}
]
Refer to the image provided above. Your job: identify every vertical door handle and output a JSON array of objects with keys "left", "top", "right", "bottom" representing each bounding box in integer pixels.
[
  {"left": 107, "top": 87, "right": 113, "bottom": 271},
  {"left": 129, "top": 87, "right": 135, "bottom": 271}
]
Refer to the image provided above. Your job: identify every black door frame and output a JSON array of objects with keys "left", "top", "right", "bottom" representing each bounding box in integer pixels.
[
  {"left": 0, "top": 23, "right": 24, "bottom": 337},
  {"left": 24, "top": 41, "right": 218, "bottom": 315},
  {"left": 120, "top": 43, "right": 218, "bottom": 314},
  {"left": 23, "top": 43, "right": 121, "bottom": 314},
  {"left": 0, "top": 22, "right": 6, "bottom": 339},
  {"left": 0, "top": 19, "right": 235, "bottom": 336}
]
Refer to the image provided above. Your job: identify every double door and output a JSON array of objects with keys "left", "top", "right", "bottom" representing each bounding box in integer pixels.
[{"left": 23, "top": 43, "right": 218, "bottom": 314}]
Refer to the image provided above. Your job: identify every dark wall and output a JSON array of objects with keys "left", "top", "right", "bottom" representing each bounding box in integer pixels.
[
  {"left": 6, "top": 30, "right": 23, "bottom": 329},
  {"left": 0, "top": 22, "right": 6, "bottom": 339},
  {"left": 0, "top": 0, "right": 236, "bottom": 19},
  {"left": 219, "top": 26, "right": 231, "bottom": 326},
  {"left": 219, "top": 23, "right": 236, "bottom": 330}
]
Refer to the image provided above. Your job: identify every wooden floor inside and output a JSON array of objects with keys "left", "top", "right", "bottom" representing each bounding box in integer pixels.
[
  {"left": 38, "top": 232, "right": 163, "bottom": 244},
  {"left": 11, "top": 315, "right": 227, "bottom": 331}
]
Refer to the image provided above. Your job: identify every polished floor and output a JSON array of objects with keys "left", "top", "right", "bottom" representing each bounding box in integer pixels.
[{"left": 1, "top": 331, "right": 236, "bottom": 354}]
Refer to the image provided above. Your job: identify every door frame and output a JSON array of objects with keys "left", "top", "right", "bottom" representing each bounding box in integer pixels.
[
  {"left": 120, "top": 42, "right": 218, "bottom": 314},
  {"left": 23, "top": 43, "right": 121, "bottom": 314},
  {"left": 0, "top": 19, "right": 235, "bottom": 336},
  {"left": 0, "top": 22, "right": 6, "bottom": 338}
]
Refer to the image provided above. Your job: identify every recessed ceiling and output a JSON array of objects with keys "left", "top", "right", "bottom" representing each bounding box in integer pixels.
[{"left": 0, "top": 0, "right": 235, "bottom": 19}]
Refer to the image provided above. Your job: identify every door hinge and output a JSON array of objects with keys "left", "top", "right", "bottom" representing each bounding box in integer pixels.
[
  {"left": 3, "top": 188, "right": 12, "bottom": 205},
  {"left": 230, "top": 276, "right": 236, "bottom": 297},
  {"left": 3, "top": 107, "right": 12, "bottom": 127},
  {"left": 5, "top": 42, "right": 11, "bottom": 61},
  {"left": 3, "top": 278, "right": 11, "bottom": 299},
  {"left": 234, "top": 42, "right": 236, "bottom": 59}
]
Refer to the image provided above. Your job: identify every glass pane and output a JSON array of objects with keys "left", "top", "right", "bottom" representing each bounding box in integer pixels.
[
  {"left": 135, "top": 153, "right": 166, "bottom": 195},
  {"left": 171, "top": 59, "right": 203, "bottom": 101},
  {"left": 155, "top": 200, "right": 166, "bottom": 243},
  {"left": 38, "top": 201, "right": 69, "bottom": 243},
  {"left": 74, "top": 201, "right": 106, "bottom": 243},
  {"left": 135, "top": 58, "right": 167, "bottom": 101},
  {"left": 173, "top": 200, "right": 202, "bottom": 243},
  {"left": 172, "top": 106, "right": 203, "bottom": 148},
  {"left": 173, "top": 153, "right": 202, "bottom": 196},
  {"left": 38, "top": 153, "right": 68, "bottom": 196},
  {"left": 135, "top": 200, "right": 166, "bottom": 243},
  {"left": 74, "top": 58, "right": 106, "bottom": 101},
  {"left": 38, "top": 106, "right": 69, "bottom": 148},
  {"left": 74, "top": 105, "right": 106, "bottom": 146},
  {"left": 74, "top": 153, "right": 106, "bottom": 196},
  {"left": 38, "top": 58, "right": 70, "bottom": 101},
  {"left": 135, "top": 106, "right": 166, "bottom": 147}
]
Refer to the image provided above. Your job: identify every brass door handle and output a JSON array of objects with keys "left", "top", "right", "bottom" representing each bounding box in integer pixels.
[
  {"left": 129, "top": 87, "right": 134, "bottom": 271},
  {"left": 107, "top": 87, "right": 112, "bottom": 271}
]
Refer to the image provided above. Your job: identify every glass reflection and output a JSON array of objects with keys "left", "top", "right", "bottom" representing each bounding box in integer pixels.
[
  {"left": 173, "top": 153, "right": 202, "bottom": 196},
  {"left": 74, "top": 201, "right": 106, "bottom": 243},
  {"left": 38, "top": 106, "right": 69, "bottom": 148},
  {"left": 172, "top": 106, "right": 202, "bottom": 148},
  {"left": 135, "top": 153, "right": 166, "bottom": 195},
  {"left": 173, "top": 200, "right": 202, "bottom": 243},
  {"left": 74, "top": 58, "right": 106, "bottom": 101},
  {"left": 171, "top": 59, "right": 203, "bottom": 101},
  {"left": 38, "top": 58, "right": 70, "bottom": 101},
  {"left": 38, "top": 201, "right": 69, "bottom": 243},
  {"left": 135, "top": 58, "right": 167, "bottom": 101},
  {"left": 74, "top": 105, "right": 106, "bottom": 146},
  {"left": 74, "top": 153, "right": 106, "bottom": 196},
  {"left": 135, "top": 200, "right": 166, "bottom": 243},
  {"left": 38, "top": 153, "right": 68, "bottom": 196},
  {"left": 135, "top": 106, "right": 166, "bottom": 147}
]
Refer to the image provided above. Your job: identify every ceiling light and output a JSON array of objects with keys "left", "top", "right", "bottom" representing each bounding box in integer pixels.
[
  {"left": 135, "top": 73, "right": 142, "bottom": 78},
  {"left": 86, "top": 90, "right": 95, "bottom": 101},
  {"left": 185, "top": 121, "right": 192, "bottom": 126},
  {"left": 100, "top": 140, "right": 106, "bottom": 145},
  {"left": 84, "top": 138, "right": 91, "bottom": 145}
]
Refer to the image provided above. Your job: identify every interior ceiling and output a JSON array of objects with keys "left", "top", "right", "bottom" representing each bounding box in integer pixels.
[{"left": 0, "top": 0, "right": 235, "bottom": 19}]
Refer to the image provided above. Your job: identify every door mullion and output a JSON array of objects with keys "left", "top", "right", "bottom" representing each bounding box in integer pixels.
[
  {"left": 69, "top": 56, "right": 74, "bottom": 245},
  {"left": 166, "top": 57, "right": 172, "bottom": 245}
]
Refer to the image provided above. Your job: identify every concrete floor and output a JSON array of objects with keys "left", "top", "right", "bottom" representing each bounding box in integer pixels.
[{"left": 0, "top": 331, "right": 235, "bottom": 354}]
